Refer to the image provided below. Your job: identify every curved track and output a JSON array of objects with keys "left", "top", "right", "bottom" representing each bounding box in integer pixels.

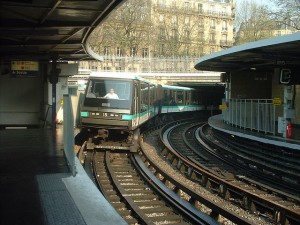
[
  {"left": 202, "top": 125, "right": 300, "bottom": 194},
  {"left": 157, "top": 120, "right": 300, "bottom": 225}
]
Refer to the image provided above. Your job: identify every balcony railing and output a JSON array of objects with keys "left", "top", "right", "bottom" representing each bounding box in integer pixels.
[{"left": 220, "top": 40, "right": 233, "bottom": 46}]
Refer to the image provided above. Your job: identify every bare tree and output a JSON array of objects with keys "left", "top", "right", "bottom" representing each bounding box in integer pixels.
[
  {"left": 89, "top": 0, "right": 152, "bottom": 56},
  {"left": 235, "top": 0, "right": 275, "bottom": 45},
  {"left": 268, "top": 0, "right": 300, "bottom": 30}
]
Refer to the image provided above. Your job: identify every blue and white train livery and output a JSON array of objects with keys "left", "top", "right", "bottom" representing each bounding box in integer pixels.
[{"left": 80, "top": 72, "right": 203, "bottom": 152}]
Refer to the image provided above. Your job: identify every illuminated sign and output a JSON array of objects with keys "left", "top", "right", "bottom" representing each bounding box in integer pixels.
[
  {"left": 11, "top": 61, "right": 39, "bottom": 76},
  {"left": 272, "top": 98, "right": 281, "bottom": 106},
  {"left": 219, "top": 104, "right": 227, "bottom": 110}
]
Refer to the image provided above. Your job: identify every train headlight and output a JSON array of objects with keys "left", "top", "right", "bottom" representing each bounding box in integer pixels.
[{"left": 80, "top": 111, "right": 89, "bottom": 117}]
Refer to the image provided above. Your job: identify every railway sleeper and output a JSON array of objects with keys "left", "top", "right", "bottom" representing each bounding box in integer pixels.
[
  {"left": 123, "top": 189, "right": 153, "bottom": 195},
  {"left": 130, "top": 195, "right": 160, "bottom": 201},
  {"left": 135, "top": 200, "right": 166, "bottom": 208},
  {"left": 142, "top": 207, "right": 174, "bottom": 214},
  {"left": 149, "top": 215, "right": 186, "bottom": 224},
  {"left": 107, "top": 195, "right": 121, "bottom": 202},
  {"left": 103, "top": 189, "right": 117, "bottom": 196},
  {"left": 123, "top": 217, "right": 139, "bottom": 225},
  {"left": 117, "top": 209, "right": 132, "bottom": 217},
  {"left": 119, "top": 181, "right": 145, "bottom": 186}
]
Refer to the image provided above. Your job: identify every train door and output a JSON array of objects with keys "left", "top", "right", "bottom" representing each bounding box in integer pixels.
[
  {"left": 140, "top": 81, "right": 149, "bottom": 125},
  {"left": 132, "top": 81, "right": 139, "bottom": 129}
]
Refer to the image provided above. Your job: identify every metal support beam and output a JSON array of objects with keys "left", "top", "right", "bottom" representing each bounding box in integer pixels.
[{"left": 51, "top": 59, "right": 57, "bottom": 131}]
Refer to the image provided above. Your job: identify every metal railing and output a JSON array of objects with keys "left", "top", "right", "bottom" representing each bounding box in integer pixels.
[
  {"left": 63, "top": 94, "right": 76, "bottom": 176},
  {"left": 222, "top": 99, "right": 278, "bottom": 135}
]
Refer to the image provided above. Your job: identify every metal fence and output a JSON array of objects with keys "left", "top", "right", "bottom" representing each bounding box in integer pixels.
[
  {"left": 222, "top": 99, "right": 278, "bottom": 135},
  {"left": 63, "top": 94, "right": 76, "bottom": 176},
  {"left": 78, "top": 56, "right": 206, "bottom": 73}
]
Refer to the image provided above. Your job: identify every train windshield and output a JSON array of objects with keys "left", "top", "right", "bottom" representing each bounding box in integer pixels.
[{"left": 84, "top": 79, "right": 132, "bottom": 109}]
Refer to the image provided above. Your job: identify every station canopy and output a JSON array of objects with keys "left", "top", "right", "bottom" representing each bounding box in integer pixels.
[
  {"left": 194, "top": 32, "right": 300, "bottom": 72},
  {"left": 0, "top": 0, "right": 125, "bottom": 61}
]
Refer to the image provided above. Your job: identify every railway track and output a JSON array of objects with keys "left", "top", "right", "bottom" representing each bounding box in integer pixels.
[
  {"left": 166, "top": 120, "right": 237, "bottom": 180},
  {"left": 202, "top": 126, "right": 300, "bottom": 194},
  {"left": 155, "top": 120, "right": 300, "bottom": 225},
  {"left": 92, "top": 150, "right": 216, "bottom": 224}
]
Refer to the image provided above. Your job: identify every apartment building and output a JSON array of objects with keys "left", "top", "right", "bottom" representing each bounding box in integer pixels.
[{"left": 80, "top": 0, "right": 236, "bottom": 73}]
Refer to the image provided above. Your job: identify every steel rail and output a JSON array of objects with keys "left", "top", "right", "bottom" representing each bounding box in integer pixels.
[
  {"left": 158, "top": 121, "right": 300, "bottom": 225},
  {"left": 139, "top": 138, "right": 253, "bottom": 225},
  {"left": 132, "top": 152, "right": 218, "bottom": 225}
]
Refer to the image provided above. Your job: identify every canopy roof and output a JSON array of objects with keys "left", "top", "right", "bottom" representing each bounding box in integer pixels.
[
  {"left": 194, "top": 32, "right": 300, "bottom": 72},
  {"left": 0, "top": 0, "right": 125, "bottom": 61}
]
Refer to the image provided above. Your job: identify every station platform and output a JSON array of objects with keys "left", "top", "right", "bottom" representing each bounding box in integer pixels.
[
  {"left": 0, "top": 127, "right": 127, "bottom": 225},
  {"left": 208, "top": 114, "right": 300, "bottom": 151}
]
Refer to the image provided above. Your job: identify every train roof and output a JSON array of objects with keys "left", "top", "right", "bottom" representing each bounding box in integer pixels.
[
  {"left": 89, "top": 72, "right": 156, "bottom": 84},
  {"left": 162, "top": 84, "right": 195, "bottom": 91}
]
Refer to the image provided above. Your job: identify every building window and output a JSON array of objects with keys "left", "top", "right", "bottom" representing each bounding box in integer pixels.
[
  {"left": 142, "top": 48, "right": 148, "bottom": 58},
  {"left": 209, "top": 5, "right": 215, "bottom": 15},
  {"left": 222, "top": 20, "right": 227, "bottom": 30},
  {"left": 198, "top": 31, "right": 204, "bottom": 41},
  {"left": 184, "top": 30, "right": 190, "bottom": 40},
  {"left": 185, "top": 46, "right": 189, "bottom": 55},
  {"left": 172, "top": 15, "right": 177, "bottom": 25},
  {"left": 103, "top": 67, "right": 111, "bottom": 71},
  {"left": 276, "top": 30, "right": 282, "bottom": 36},
  {"left": 221, "top": 7, "right": 227, "bottom": 16},
  {"left": 171, "top": 0, "right": 176, "bottom": 8},
  {"left": 210, "top": 19, "right": 215, "bottom": 29},
  {"left": 159, "top": 14, "right": 164, "bottom": 22},
  {"left": 159, "top": 0, "right": 166, "bottom": 7},
  {"left": 185, "top": 16, "right": 190, "bottom": 25},
  {"left": 104, "top": 46, "right": 109, "bottom": 55},
  {"left": 210, "top": 33, "right": 216, "bottom": 43},
  {"left": 116, "top": 47, "right": 122, "bottom": 56},
  {"left": 130, "top": 47, "right": 136, "bottom": 56},
  {"left": 198, "top": 3, "right": 203, "bottom": 13},
  {"left": 159, "top": 27, "right": 165, "bottom": 39},
  {"left": 184, "top": 2, "right": 190, "bottom": 10},
  {"left": 199, "top": 18, "right": 204, "bottom": 28},
  {"left": 171, "top": 29, "right": 177, "bottom": 39},
  {"left": 159, "top": 44, "right": 165, "bottom": 56}
]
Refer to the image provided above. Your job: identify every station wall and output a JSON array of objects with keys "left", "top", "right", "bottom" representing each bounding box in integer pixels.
[
  {"left": 0, "top": 75, "right": 43, "bottom": 126},
  {"left": 230, "top": 71, "right": 272, "bottom": 99}
]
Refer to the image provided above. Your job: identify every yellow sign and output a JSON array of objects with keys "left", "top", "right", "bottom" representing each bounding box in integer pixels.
[
  {"left": 272, "top": 98, "right": 281, "bottom": 105},
  {"left": 11, "top": 61, "right": 39, "bottom": 71},
  {"left": 219, "top": 104, "right": 227, "bottom": 110},
  {"left": 11, "top": 61, "right": 39, "bottom": 76}
]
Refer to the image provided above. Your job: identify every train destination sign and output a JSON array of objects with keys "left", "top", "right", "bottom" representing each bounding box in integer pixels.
[{"left": 11, "top": 61, "right": 39, "bottom": 76}]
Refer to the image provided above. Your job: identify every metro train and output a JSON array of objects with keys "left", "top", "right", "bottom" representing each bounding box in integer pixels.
[{"left": 79, "top": 72, "right": 204, "bottom": 152}]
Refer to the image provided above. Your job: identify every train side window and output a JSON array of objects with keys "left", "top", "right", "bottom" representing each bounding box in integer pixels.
[
  {"left": 176, "top": 91, "right": 184, "bottom": 105},
  {"left": 186, "top": 91, "right": 191, "bottom": 105},
  {"left": 163, "top": 89, "right": 169, "bottom": 104}
]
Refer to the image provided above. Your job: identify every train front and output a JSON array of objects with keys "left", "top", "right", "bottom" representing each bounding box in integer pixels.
[{"left": 80, "top": 75, "right": 137, "bottom": 151}]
